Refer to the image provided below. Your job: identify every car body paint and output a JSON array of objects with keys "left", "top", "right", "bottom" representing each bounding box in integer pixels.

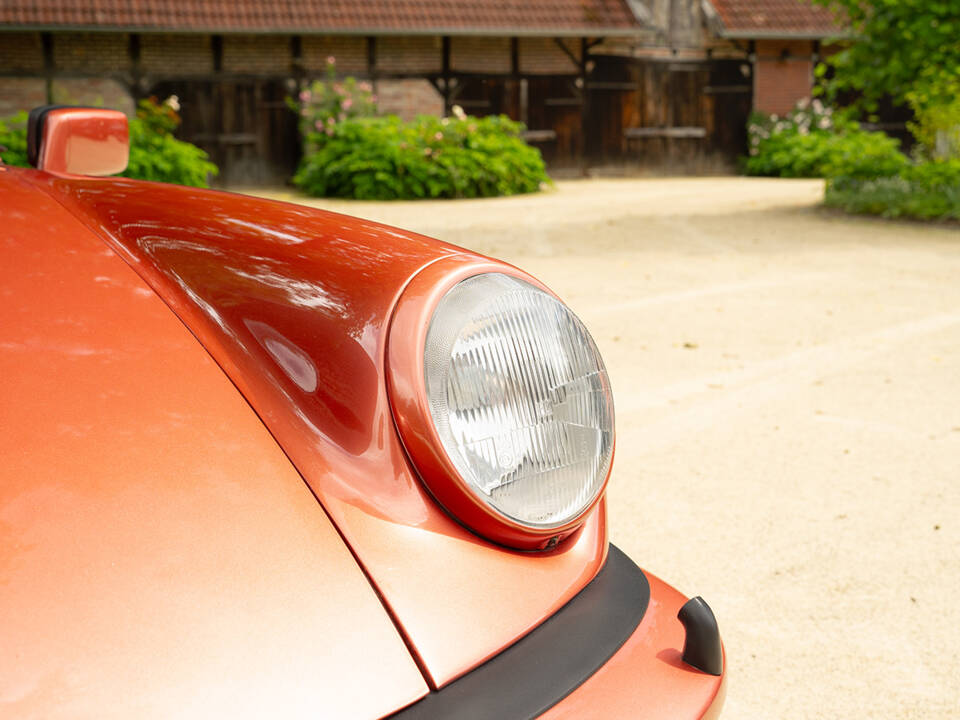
[
  {"left": 26, "top": 171, "right": 608, "bottom": 689},
  {"left": 0, "top": 170, "right": 429, "bottom": 718}
]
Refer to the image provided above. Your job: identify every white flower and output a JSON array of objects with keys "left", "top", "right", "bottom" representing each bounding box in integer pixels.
[
  {"left": 165, "top": 95, "right": 180, "bottom": 112},
  {"left": 451, "top": 104, "right": 466, "bottom": 120}
]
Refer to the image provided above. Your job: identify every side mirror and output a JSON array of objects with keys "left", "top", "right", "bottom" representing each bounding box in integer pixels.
[{"left": 27, "top": 106, "right": 129, "bottom": 176}]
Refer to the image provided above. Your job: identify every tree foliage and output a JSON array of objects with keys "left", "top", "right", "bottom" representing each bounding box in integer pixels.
[{"left": 813, "top": 0, "right": 960, "bottom": 115}]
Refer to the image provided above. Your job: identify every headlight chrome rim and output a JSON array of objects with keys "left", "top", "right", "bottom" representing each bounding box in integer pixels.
[{"left": 386, "top": 259, "right": 615, "bottom": 550}]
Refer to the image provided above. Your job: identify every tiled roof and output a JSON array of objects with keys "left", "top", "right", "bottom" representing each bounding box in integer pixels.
[
  {"left": 707, "top": 0, "right": 840, "bottom": 37},
  {"left": 0, "top": 0, "right": 642, "bottom": 35}
]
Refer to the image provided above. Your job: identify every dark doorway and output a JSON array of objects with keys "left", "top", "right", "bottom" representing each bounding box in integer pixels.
[{"left": 150, "top": 79, "right": 300, "bottom": 187}]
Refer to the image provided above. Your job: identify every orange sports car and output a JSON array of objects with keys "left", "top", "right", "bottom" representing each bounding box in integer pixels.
[{"left": 1, "top": 107, "right": 725, "bottom": 719}]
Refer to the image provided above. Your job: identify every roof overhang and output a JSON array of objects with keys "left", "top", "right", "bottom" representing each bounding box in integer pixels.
[
  {"left": 718, "top": 28, "right": 844, "bottom": 39},
  {"left": 0, "top": 24, "right": 643, "bottom": 37}
]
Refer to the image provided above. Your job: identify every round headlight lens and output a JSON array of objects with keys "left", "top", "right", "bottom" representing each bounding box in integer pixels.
[{"left": 424, "top": 273, "right": 614, "bottom": 529}]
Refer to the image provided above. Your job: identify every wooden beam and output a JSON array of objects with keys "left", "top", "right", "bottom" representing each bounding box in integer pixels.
[
  {"left": 290, "top": 35, "right": 303, "bottom": 80},
  {"left": 212, "top": 35, "right": 223, "bottom": 73},
  {"left": 128, "top": 33, "right": 143, "bottom": 100},
  {"left": 579, "top": 37, "right": 590, "bottom": 175},
  {"left": 41, "top": 32, "right": 54, "bottom": 103},
  {"left": 441, "top": 36, "right": 451, "bottom": 114},
  {"left": 552, "top": 38, "right": 579, "bottom": 69},
  {"left": 624, "top": 126, "right": 707, "bottom": 139},
  {"left": 366, "top": 36, "right": 377, "bottom": 80}
]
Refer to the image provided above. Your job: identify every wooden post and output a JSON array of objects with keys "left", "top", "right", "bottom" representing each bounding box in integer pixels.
[
  {"left": 441, "top": 36, "right": 451, "bottom": 115},
  {"left": 212, "top": 35, "right": 224, "bottom": 73},
  {"left": 366, "top": 36, "right": 378, "bottom": 89},
  {"left": 291, "top": 34, "right": 304, "bottom": 83},
  {"left": 580, "top": 37, "right": 590, "bottom": 176},
  {"left": 41, "top": 32, "right": 54, "bottom": 103},
  {"left": 128, "top": 33, "right": 144, "bottom": 101}
]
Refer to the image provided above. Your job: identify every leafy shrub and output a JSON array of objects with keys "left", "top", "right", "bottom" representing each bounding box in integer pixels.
[
  {"left": 0, "top": 97, "right": 218, "bottom": 187},
  {"left": 825, "top": 160, "right": 960, "bottom": 221},
  {"left": 293, "top": 110, "right": 549, "bottom": 200},
  {"left": 123, "top": 97, "right": 218, "bottom": 187},
  {"left": 745, "top": 100, "right": 908, "bottom": 179},
  {"left": 0, "top": 111, "right": 28, "bottom": 167},
  {"left": 292, "top": 56, "right": 377, "bottom": 147}
]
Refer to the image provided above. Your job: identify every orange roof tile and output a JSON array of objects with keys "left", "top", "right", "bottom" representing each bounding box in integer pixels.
[
  {"left": 0, "top": 0, "right": 642, "bottom": 35},
  {"left": 707, "top": 0, "right": 840, "bottom": 37}
]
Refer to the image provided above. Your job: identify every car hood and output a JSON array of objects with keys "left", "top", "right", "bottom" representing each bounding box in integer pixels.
[
  {"left": 24, "top": 172, "right": 608, "bottom": 691},
  {"left": 0, "top": 169, "right": 429, "bottom": 718}
]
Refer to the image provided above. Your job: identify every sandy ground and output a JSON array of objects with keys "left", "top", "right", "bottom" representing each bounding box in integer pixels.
[{"left": 257, "top": 178, "right": 960, "bottom": 718}]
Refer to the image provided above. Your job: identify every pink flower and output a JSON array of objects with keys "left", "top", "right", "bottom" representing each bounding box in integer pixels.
[
  {"left": 315, "top": 120, "right": 323, "bottom": 131},
  {"left": 358, "top": 81, "right": 373, "bottom": 93},
  {"left": 424, "top": 147, "right": 433, "bottom": 156},
  {"left": 434, "top": 132, "right": 443, "bottom": 141},
  {"left": 342, "top": 98, "right": 353, "bottom": 110},
  {"left": 326, "top": 55, "right": 336, "bottom": 65},
  {"left": 327, "top": 116, "right": 336, "bottom": 125},
  {"left": 299, "top": 90, "right": 311, "bottom": 102}
]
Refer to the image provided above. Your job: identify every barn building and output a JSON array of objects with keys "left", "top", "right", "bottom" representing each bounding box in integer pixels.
[{"left": 0, "top": 0, "right": 841, "bottom": 185}]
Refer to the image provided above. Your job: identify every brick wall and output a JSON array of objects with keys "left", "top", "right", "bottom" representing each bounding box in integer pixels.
[
  {"left": 0, "top": 32, "right": 44, "bottom": 73},
  {"left": 142, "top": 34, "right": 213, "bottom": 76},
  {"left": 0, "top": 78, "right": 47, "bottom": 117},
  {"left": 52, "top": 78, "right": 134, "bottom": 114},
  {"left": 451, "top": 37, "right": 511, "bottom": 73},
  {"left": 53, "top": 32, "right": 128, "bottom": 74},
  {"left": 518, "top": 38, "right": 580, "bottom": 74},
  {"left": 302, "top": 36, "right": 367, "bottom": 75},
  {"left": 223, "top": 35, "right": 290, "bottom": 74},
  {"left": 376, "top": 36, "right": 442, "bottom": 75},
  {"left": 376, "top": 78, "right": 443, "bottom": 119},
  {"left": 753, "top": 39, "right": 815, "bottom": 116}
]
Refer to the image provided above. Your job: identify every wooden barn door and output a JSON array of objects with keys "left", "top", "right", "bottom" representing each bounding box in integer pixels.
[{"left": 150, "top": 79, "right": 300, "bottom": 187}]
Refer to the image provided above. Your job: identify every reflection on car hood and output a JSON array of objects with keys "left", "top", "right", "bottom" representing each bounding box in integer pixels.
[
  {"left": 32, "top": 173, "right": 608, "bottom": 689},
  {"left": 0, "top": 169, "right": 429, "bottom": 718}
]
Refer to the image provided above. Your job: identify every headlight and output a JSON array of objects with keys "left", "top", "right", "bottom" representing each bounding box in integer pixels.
[{"left": 388, "top": 264, "right": 614, "bottom": 549}]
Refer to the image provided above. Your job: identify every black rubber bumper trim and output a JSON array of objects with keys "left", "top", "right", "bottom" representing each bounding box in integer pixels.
[{"left": 387, "top": 544, "right": 650, "bottom": 720}]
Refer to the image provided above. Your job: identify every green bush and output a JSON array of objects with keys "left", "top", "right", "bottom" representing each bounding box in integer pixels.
[
  {"left": 292, "top": 56, "right": 377, "bottom": 145},
  {"left": 0, "top": 97, "right": 218, "bottom": 187},
  {"left": 293, "top": 112, "right": 550, "bottom": 200},
  {"left": 0, "top": 111, "right": 28, "bottom": 167},
  {"left": 745, "top": 101, "right": 908, "bottom": 179},
  {"left": 825, "top": 160, "right": 960, "bottom": 221},
  {"left": 122, "top": 97, "right": 218, "bottom": 187}
]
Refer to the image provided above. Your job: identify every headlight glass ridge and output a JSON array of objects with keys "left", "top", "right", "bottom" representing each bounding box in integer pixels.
[{"left": 424, "top": 273, "right": 614, "bottom": 528}]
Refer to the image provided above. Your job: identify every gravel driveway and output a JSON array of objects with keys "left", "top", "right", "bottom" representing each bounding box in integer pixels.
[{"left": 258, "top": 178, "right": 960, "bottom": 718}]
